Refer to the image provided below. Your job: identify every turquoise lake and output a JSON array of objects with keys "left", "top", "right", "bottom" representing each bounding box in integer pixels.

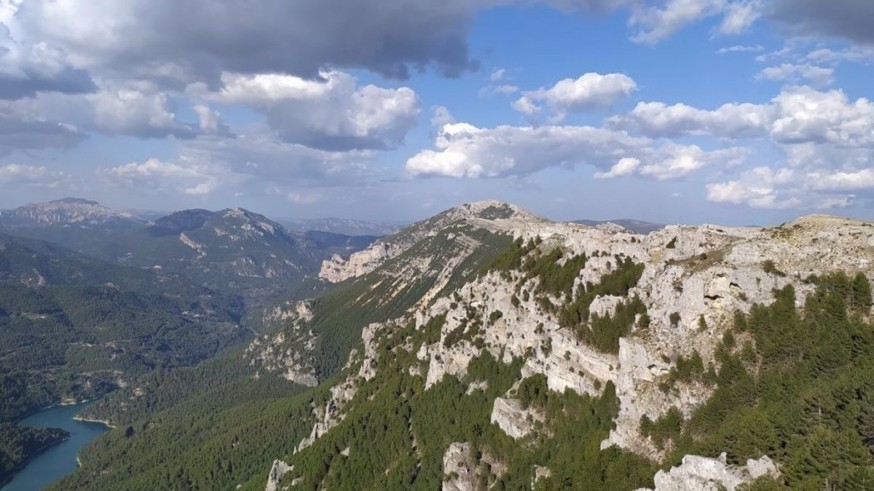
[{"left": 1, "top": 402, "right": 109, "bottom": 491}]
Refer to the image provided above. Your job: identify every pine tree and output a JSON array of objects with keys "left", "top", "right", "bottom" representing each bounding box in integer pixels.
[{"left": 851, "top": 273, "right": 872, "bottom": 314}]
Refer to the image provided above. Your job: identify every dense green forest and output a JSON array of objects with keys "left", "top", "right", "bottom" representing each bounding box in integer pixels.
[
  {"left": 658, "top": 272, "right": 874, "bottom": 489},
  {"left": 0, "top": 233, "right": 249, "bottom": 486},
  {"left": 0, "top": 281, "right": 245, "bottom": 422},
  {"left": 282, "top": 322, "right": 655, "bottom": 490}
]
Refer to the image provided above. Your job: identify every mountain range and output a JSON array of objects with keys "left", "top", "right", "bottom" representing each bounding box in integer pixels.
[{"left": 2, "top": 199, "right": 874, "bottom": 490}]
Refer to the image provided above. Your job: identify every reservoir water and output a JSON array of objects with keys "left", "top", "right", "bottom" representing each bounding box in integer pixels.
[{"left": 1, "top": 402, "right": 109, "bottom": 491}]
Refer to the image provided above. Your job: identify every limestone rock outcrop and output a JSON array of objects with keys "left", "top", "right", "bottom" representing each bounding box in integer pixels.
[
  {"left": 637, "top": 453, "right": 779, "bottom": 491},
  {"left": 490, "top": 397, "right": 541, "bottom": 440},
  {"left": 264, "top": 459, "right": 292, "bottom": 491}
]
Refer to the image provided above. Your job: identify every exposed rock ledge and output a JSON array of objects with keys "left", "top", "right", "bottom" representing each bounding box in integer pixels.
[
  {"left": 490, "top": 397, "right": 542, "bottom": 440},
  {"left": 264, "top": 459, "right": 292, "bottom": 491},
  {"left": 441, "top": 441, "right": 506, "bottom": 491},
  {"left": 637, "top": 453, "right": 778, "bottom": 491}
]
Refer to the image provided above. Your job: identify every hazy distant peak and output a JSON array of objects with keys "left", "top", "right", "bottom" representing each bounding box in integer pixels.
[
  {"left": 148, "top": 209, "right": 214, "bottom": 236},
  {"left": 53, "top": 197, "right": 102, "bottom": 206},
  {"left": 572, "top": 218, "right": 665, "bottom": 235},
  {"left": 0, "top": 197, "right": 139, "bottom": 227}
]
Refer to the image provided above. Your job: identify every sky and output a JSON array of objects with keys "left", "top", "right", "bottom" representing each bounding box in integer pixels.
[{"left": 0, "top": 0, "right": 873, "bottom": 226}]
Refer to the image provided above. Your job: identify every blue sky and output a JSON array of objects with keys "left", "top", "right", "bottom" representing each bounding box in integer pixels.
[{"left": 1, "top": 0, "right": 873, "bottom": 226}]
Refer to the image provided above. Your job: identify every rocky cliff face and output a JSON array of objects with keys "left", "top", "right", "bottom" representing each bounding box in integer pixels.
[
  {"left": 319, "top": 201, "right": 546, "bottom": 283},
  {"left": 638, "top": 453, "right": 779, "bottom": 491},
  {"left": 266, "top": 202, "right": 874, "bottom": 489}
]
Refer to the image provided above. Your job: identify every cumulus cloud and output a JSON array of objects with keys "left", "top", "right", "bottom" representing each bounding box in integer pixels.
[
  {"left": 613, "top": 85, "right": 874, "bottom": 210},
  {"left": 178, "top": 124, "right": 381, "bottom": 189},
  {"left": 88, "top": 87, "right": 198, "bottom": 139},
  {"left": 100, "top": 158, "right": 221, "bottom": 196},
  {"left": 614, "top": 101, "right": 772, "bottom": 138},
  {"left": 97, "top": 125, "right": 385, "bottom": 203},
  {"left": 513, "top": 72, "right": 637, "bottom": 121},
  {"left": 0, "top": 82, "right": 206, "bottom": 140},
  {"left": 4, "top": 0, "right": 746, "bottom": 94},
  {"left": 405, "top": 121, "right": 746, "bottom": 179},
  {"left": 213, "top": 70, "right": 419, "bottom": 151},
  {"left": 0, "top": 163, "right": 69, "bottom": 187},
  {"left": 704, "top": 163, "right": 867, "bottom": 211},
  {"left": 756, "top": 63, "right": 834, "bottom": 87},
  {"left": 12, "top": 0, "right": 489, "bottom": 83},
  {"left": 0, "top": 22, "right": 97, "bottom": 99},
  {"left": 616, "top": 87, "right": 874, "bottom": 145},
  {"left": 594, "top": 157, "right": 640, "bottom": 179},
  {"left": 636, "top": 144, "right": 749, "bottom": 180},
  {"left": 193, "top": 104, "right": 232, "bottom": 136},
  {"left": 808, "top": 168, "right": 874, "bottom": 192},
  {"left": 770, "top": 87, "right": 874, "bottom": 146}
]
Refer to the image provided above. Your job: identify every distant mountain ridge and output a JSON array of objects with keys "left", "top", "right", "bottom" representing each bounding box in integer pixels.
[
  {"left": 280, "top": 217, "right": 402, "bottom": 236},
  {"left": 572, "top": 218, "right": 665, "bottom": 234},
  {"left": 0, "top": 197, "right": 145, "bottom": 228},
  {"left": 0, "top": 199, "right": 381, "bottom": 322}
]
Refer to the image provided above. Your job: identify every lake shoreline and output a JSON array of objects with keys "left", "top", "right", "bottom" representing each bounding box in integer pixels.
[
  {"left": 71, "top": 416, "right": 116, "bottom": 429},
  {"left": 1, "top": 401, "right": 111, "bottom": 491},
  {"left": 0, "top": 434, "right": 71, "bottom": 488}
]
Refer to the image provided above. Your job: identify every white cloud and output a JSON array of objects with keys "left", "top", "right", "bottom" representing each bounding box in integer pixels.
[
  {"left": 616, "top": 100, "right": 772, "bottom": 138},
  {"left": 594, "top": 157, "right": 640, "bottom": 179},
  {"left": 615, "top": 86, "right": 874, "bottom": 210},
  {"left": 638, "top": 145, "right": 749, "bottom": 180},
  {"left": 513, "top": 72, "right": 637, "bottom": 121},
  {"left": 177, "top": 124, "right": 382, "bottom": 190},
  {"left": 492, "top": 84, "right": 519, "bottom": 95},
  {"left": 807, "top": 169, "right": 874, "bottom": 192},
  {"left": 718, "top": 0, "right": 761, "bottom": 34},
  {"left": 490, "top": 68, "right": 506, "bottom": 81},
  {"left": 88, "top": 86, "right": 197, "bottom": 138},
  {"left": 807, "top": 47, "right": 874, "bottom": 64},
  {"left": 287, "top": 190, "right": 323, "bottom": 204},
  {"left": 706, "top": 179, "right": 772, "bottom": 205},
  {"left": 629, "top": 0, "right": 726, "bottom": 44},
  {"left": 0, "top": 163, "right": 69, "bottom": 187},
  {"left": 756, "top": 63, "right": 834, "bottom": 87},
  {"left": 707, "top": 157, "right": 874, "bottom": 210},
  {"left": 0, "top": 83, "right": 199, "bottom": 139},
  {"left": 406, "top": 121, "right": 746, "bottom": 180},
  {"left": 715, "top": 44, "right": 764, "bottom": 54},
  {"left": 706, "top": 167, "right": 802, "bottom": 209},
  {"left": 214, "top": 70, "right": 419, "bottom": 151},
  {"left": 101, "top": 157, "right": 220, "bottom": 195},
  {"left": 618, "top": 87, "right": 874, "bottom": 146},
  {"left": 193, "top": 104, "right": 231, "bottom": 136},
  {"left": 770, "top": 87, "right": 874, "bottom": 146}
]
